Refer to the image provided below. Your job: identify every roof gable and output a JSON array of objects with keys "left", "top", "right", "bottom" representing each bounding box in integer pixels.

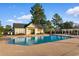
[
  {"left": 26, "top": 23, "right": 36, "bottom": 28},
  {"left": 26, "top": 23, "right": 43, "bottom": 29}
]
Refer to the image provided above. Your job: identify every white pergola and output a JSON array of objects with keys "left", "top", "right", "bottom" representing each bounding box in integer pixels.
[{"left": 61, "top": 29, "right": 79, "bottom": 35}]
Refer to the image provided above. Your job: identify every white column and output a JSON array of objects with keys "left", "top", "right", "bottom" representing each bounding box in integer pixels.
[
  {"left": 26, "top": 28, "right": 28, "bottom": 35},
  {"left": 35, "top": 28, "right": 37, "bottom": 35},
  {"left": 68, "top": 30, "right": 70, "bottom": 35},
  {"left": 2, "top": 32, "right": 3, "bottom": 35},
  {"left": 11, "top": 32, "right": 12, "bottom": 35}
]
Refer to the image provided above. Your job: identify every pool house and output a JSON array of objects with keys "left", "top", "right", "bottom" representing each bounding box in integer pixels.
[{"left": 13, "top": 22, "right": 44, "bottom": 35}]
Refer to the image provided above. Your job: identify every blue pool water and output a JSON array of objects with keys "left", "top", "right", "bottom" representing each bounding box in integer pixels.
[{"left": 8, "top": 35, "right": 70, "bottom": 46}]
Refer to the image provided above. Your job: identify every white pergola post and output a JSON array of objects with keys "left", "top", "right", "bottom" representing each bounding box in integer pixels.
[
  {"left": 68, "top": 30, "right": 70, "bottom": 35},
  {"left": 62, "top": 29, "right": 79, "bottom": 35},
  {"left": 65, "top": 30, "right": 66, "bottom": 34},
  {"left": 62, "top": 30, "right": 63, "bottom": 34},
  {"left": 70, "top": 30, "right": 72, "bottom": 35}
]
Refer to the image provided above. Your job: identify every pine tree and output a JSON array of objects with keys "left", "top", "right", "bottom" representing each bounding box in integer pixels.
[
  {"left": 52, "top": 13, "right": 63, "bottom": 29},
  {"left": 30, "top": 3, "right": 46, "bottom": 26}
]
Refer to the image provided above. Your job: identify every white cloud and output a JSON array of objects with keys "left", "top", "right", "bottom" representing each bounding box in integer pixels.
[
  {"left": 6, "top": 14, "right": 32, "bottom": 25},
  {"left": 7, "top": 19, "right": 22, "bottom": 23},
  {"left": 7, "top": 19, "right": 14, "bottom": 22},
  {"left": 17, "top": 14, "right": 32, "bottom": 20},
  {"left": 66, "top": 6, "right": 79, "bottom": 17},
  {"left": 14, "top": 20, "right": 22, "bottom": 23}
]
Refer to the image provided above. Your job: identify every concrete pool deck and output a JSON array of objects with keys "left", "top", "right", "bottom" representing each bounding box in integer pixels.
[{"left": 0, "top": 35, "right": 79, "bottom": 56}]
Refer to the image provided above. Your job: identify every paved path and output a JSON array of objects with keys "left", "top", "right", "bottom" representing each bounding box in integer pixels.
[{"left": 0, "top": 38, "right": 79, "bottom": 56}]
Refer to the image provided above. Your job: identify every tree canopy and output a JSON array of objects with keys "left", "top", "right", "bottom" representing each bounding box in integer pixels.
[
  {"left": 5, "top": 25, "right": 11, "bottom": 32},
  {"left": 52, "top": 13, "right": 63, "bottom": 25},
  {"left": 0, "top": 26, "right": 4, "bottom": 32},
  {"left": 30, "top": 3, "right": 46, "bottom": 25},
  {"left": 51, "top": 13, "right": 74, "bottom": 31},
  {"left": 52, "top": 13, "right": 63, "bottom": 30},
  {"left": 45, "top": 20, "right": 55, "bottom": 33},
  {"left": 61, "top": 21, "right": 74, "bottom": 29}
]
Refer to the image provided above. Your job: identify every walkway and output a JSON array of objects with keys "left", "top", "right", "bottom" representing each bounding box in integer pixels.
[{"left": 0, "top": 37, "right": 79, "bottom": 56}]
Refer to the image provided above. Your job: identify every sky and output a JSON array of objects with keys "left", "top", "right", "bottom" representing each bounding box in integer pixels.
[{"left": 0, "top": 3, "right": 79, "bottom": 27}]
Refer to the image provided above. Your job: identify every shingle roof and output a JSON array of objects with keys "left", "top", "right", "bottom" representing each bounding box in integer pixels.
[
  {"left": 13, "top": 23, "right": 26, "bottom": 28},
  {"left": 24, "top": 22, "right": 32, "bottom": 27},
  {"left": 13, "top": 22, "right": 44, "bottom": 29}
]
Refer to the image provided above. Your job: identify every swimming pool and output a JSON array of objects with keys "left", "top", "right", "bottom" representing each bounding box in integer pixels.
[{"left": 8, "top": 35, "right": 70, "bottom": 46}]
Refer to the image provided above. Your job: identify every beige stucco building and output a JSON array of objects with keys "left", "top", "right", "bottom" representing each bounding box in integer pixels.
[{"left": 13, "top": 23, "right": 44, "bottom": 35}]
